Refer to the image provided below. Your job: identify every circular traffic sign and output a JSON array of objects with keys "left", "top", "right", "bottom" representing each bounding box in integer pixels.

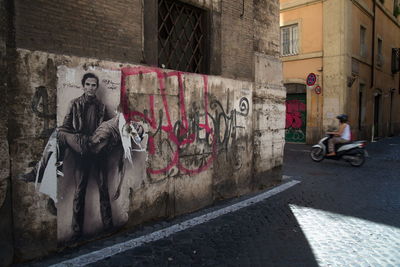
[
  {"left": 306, "top": 73, "right": 317, "bottom": 86},
  {"left": 314, "top": 85, "right": 322, "bottom": 94}
]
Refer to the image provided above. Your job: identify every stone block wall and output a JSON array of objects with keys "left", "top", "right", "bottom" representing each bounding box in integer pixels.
[{"left": 252, "top": 0, "right": 285, "bottom": 182}]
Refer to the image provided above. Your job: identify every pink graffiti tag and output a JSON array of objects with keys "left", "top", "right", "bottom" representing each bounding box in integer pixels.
[
  {"left": 120, "top": 67, "right": 216, "bottom": 175},
  {"left": 285, "top": 100, "right": 306, "bottom": 129}
]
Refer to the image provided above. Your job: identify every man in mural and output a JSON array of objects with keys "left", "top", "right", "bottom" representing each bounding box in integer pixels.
[
  {"left": 21, "top": 72, "right": 147, "bottom": 241},
  {"left": 57, "top": 72, "right": 115, "bottom": 240},
  {"left": 23, "top": 73, "right": 114, "bottom": 238}
]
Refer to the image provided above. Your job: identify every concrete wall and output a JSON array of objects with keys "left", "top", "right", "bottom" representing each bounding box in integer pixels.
[{"left": 4, "top": 0, "right": 284, "bottom": 262}]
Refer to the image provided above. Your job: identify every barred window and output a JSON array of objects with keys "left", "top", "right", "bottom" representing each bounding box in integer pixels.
[
  {"left": 158, "top": 0, "right": 208, "bottom": 73},
  {"left": 395, "top": 0, "right": 400, "bottom": 17},
  {"left": 281, "top": 24, "right": 299, "bottom": 56}
]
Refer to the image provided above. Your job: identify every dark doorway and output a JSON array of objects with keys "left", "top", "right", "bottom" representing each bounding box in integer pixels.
[
  {"left": 285, "top": 93, "right": 307, "bottom": 143},
  {"left": 389, "top": 91, "right": 394, "bottom": 136},
  {"left": 373, "top": 94, "right": 381, "bottom": 138},
  {"left": 285, "top": 84, "right": 307, "bottom": 143}
]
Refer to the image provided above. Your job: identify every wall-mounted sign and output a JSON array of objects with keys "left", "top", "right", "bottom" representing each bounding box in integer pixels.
[
  {"left": 306, "top": 73, "right": 317, "bottom": 86},
  {"left": 314, "top": 85, "right": 322, "bottom": 94}
]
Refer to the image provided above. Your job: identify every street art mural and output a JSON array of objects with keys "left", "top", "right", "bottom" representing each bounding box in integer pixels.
[
  {"left": 285, "top": 94, "right": 306, "bottom": 143},
  {"left": 56, "top": 67, "right": 148, "bottom": 244},
  {"left": 21, "top": 64, "right": 252, "bottom": 245},
  {"left": 121, "top": 67, "right": 250, "bottom": 182}
]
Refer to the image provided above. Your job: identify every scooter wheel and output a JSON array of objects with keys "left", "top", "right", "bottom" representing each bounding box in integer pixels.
[
  {"left": 349, "top": 149, "right": 365, "bottom": 167},
  {"left": 310, "top": 147, "right": 324, "bottom": 162}
]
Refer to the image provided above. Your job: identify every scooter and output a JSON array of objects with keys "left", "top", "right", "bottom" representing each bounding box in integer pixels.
[{"left": 310, "top": 134, "right": 368, "bottom": 167}]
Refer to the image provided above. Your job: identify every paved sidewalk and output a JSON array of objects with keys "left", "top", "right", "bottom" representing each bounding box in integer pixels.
[{"left": 23, "top": 136, "right": 400, "bottom": 266}]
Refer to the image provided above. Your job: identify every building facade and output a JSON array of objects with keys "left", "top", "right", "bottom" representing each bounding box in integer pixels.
[
  {"left": 0, "top": 0, "right": 284, "bottom": 263},
  {"left": 281, "top": 0, "right": 400, "bottom": 144}
]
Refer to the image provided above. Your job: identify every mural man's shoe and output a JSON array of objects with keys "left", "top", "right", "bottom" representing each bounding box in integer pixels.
[{"left": 326, "top": 152, "right": 336, "bottom": 156}]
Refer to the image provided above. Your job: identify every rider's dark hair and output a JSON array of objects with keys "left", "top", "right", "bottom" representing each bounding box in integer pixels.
[{"left": 336, "top": 114, "right": 348, "bottom": 123}]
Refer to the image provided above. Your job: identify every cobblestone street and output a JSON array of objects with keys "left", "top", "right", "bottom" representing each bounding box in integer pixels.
[{"left": 27, "top": 136, "right": 400, "bottom": 266}]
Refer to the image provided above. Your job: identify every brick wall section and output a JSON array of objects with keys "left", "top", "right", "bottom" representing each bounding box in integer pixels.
[
  {"left": 14, "top": 0, "right": 142, "bottom": 63},
  {"left": 221, "top": 0, "right": 254, "bottom": 81},
  {"left": 253, "top": 0, "right": 280, "bottom": 56}
]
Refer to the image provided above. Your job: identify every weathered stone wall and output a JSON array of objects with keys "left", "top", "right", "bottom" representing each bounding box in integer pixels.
[
  {"left": 0, "top": 0, "right": 14, "bottom": 265},
  {"left": 252, "top": 0, "right": 285, "bottom": 182},
  {"left": 10, "top": 49, "right": 256, "bottom": 260},
  {"left": 9, "top": 50, "right": 58, "bottom": 261}
]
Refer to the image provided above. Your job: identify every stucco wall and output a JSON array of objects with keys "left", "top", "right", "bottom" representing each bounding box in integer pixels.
[
  {"left": 323, "top": 0, "right": 353, "bottom": 130},
  {"left": 280, "top": 2, "right": 323, "bottom": 54}
]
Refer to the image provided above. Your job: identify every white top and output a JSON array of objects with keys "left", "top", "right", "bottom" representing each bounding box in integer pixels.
[{"left": 341, "top": 124, "right": 351, "bottom": 141}]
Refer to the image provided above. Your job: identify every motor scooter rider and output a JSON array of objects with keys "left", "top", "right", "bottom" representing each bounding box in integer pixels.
[{"left": 326, "top": 114, "right": 351, "bottom": 156}]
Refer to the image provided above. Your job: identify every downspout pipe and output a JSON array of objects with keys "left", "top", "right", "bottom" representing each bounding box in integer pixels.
[
  {"left": 371, "top": 0, "right": 376, "bottom": 89},
  {"left": 370, "top": 0, "right": 376, "bottom": 141}
]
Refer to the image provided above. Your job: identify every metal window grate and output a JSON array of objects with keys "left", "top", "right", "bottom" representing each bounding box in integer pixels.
[{"left": 158, "top": 0, "right": 207, "bottom": 73}]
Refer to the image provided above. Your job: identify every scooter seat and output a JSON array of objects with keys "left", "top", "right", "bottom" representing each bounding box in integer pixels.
[{"left": 334, "top": 142, "right": 351, "bottom": 150}]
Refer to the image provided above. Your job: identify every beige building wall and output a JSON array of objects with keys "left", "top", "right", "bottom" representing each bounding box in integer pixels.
[
  {"left": 351, "top": 0, "right": 400, "bottom": 138},
  {"left": 281, "top": 0, "right": 400, "bottom": 143},
  {"left": 350, "top": 0, "right": 374, "bottom": 139},
  {"left": 281, "top": 1, "right": 324, "bottom": 143}
]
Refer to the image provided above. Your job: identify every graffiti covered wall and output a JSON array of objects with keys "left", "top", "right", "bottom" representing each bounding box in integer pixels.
[{"left": 12, "top": 50, "right": 259, "bottom": 250}]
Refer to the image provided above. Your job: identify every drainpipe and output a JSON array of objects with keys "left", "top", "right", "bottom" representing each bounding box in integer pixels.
[
  {"left": 371, "top": 1, "right": 376, "bottom": 88},
  {"left": 370, "top": 0, "right": 376, "bottom": 141}
]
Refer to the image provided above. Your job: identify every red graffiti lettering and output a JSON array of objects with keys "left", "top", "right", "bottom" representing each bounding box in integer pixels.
[{"left": 120, "top": 67, "right": 216, "bottom": 176}]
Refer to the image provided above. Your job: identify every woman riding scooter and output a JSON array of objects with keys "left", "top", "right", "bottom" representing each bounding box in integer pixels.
[{"left": 326, "top": 114, "right": 351, "bottom": 156}]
